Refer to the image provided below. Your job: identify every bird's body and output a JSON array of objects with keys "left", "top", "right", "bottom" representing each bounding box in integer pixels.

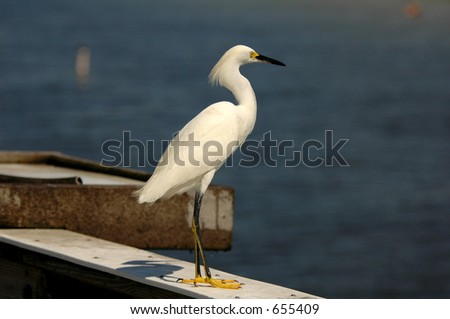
[
  {"left": 135, "top": 45, "right": 285, "bottom": 288},
  {"left": 135, "top": 99, "right": 252, "bottom": 204}
]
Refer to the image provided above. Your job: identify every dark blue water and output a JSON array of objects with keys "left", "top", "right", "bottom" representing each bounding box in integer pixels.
[{"left": 1, "top": 0, "right": 450, "bottom": 298}]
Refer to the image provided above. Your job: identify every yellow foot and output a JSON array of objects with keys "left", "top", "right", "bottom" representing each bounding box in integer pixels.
[{"left": 178, "top": 276, "right": 243, "bottom": 289}]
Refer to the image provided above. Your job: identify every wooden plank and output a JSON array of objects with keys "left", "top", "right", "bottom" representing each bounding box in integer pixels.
[
  {"left": 0, "top": 242, "right": 187, "bottom": 298},
  {"left": 0, "top": 229, "right": 320, "bottom": 299},
  {"left": 0, "top": 151, "right": 150, "bottom": 181},
  {"left": 0, "top": 163, "right": 142, "bottom": 185}
]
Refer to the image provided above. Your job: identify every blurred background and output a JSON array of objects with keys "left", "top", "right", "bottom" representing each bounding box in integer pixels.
[{"left": 1, "top": 0, "right": 449, "bottom": 298}]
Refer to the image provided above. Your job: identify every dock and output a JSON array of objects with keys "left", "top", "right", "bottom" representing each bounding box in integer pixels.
[
  {"left": 0, "top": 229, "right": 319, "bottom": 298},
  {"left": 0, "top": 151, "right": 320, "bottom": 298}
]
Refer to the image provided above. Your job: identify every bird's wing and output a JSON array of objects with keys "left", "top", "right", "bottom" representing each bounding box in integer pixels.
[
  {"left": 161, "top": 101, "right": 240, "bottom": 173},
  {"left": 137, "top": 101, "right": 241, "bottom": 203}
]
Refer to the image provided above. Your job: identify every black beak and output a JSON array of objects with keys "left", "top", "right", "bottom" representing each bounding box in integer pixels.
[{"left": 256, "top": 54, "right": 286, "bottom": 66}]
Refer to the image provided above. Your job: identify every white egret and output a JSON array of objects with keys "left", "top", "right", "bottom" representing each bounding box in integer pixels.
[{"left": 134, "top": 45, "right": 285, "bottom": 289}]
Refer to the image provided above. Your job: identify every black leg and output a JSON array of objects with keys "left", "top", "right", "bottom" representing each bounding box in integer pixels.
[
  {"left": 192, "top": 192, "right": 201, "bottom": 277},
  {"left": 193, "top": 191, "right": 212, "bottom": 279},
  {"left": 179, "top": 190, "right": 241, "bottom": 288}
]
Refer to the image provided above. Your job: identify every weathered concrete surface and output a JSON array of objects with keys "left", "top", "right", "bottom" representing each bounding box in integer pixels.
[
  {"left": 0, "top": 184, "right": 234, "bottom": 250},
  {"left": 0, "top": 152, "right": 234, "bottom": 250}
]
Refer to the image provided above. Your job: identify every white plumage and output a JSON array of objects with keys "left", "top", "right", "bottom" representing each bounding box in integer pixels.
[{"left": 134, "top": 45, "right": 285, "bottom": 288}]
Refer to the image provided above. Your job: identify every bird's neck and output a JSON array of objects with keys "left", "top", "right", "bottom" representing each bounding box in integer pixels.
[
  {"left": 227, "top": 71, "right": 257, "bottom": 111},
  {"left": 226, "top": 71, "right": 257, "bottom": 140}
]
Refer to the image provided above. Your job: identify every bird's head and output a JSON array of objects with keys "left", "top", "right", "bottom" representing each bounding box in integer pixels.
[
  {"left": 248, "top": 48, "right": 286, "bottom": 66},
  {"left": 209, "top": 45, "right": 285, "bottom": 86},
  {"left": 225, "top": 45, "right": 286, "bottom": 66}
]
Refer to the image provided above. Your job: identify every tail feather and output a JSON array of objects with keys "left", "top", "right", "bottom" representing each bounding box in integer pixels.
[
  {"left": 133, "top": 182, "right": 162, "bottom": 205},
  {"left": 132, "top": 187, "right": 148, "bottom": 204}
]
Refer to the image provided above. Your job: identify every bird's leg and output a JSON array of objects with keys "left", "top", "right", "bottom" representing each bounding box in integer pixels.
[
  {"left": 182, "top": 192, "right": 209, "bottom": 284},
  {"left": 192, "top": 218, "right": 202, "bottom": 279},
  {"left": 192, "top": 191, "right": 203, "bottom": 279},
  {"left": 193, "top": 192, "right": 211, "bottom": 278},
  {"left": 179, "top": 191, "right": 242, "bottom": 289}
]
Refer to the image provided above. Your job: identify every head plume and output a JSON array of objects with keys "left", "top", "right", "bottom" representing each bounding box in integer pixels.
[{"left": 208, "top": 45, "right": 255, "bottom": 87}]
